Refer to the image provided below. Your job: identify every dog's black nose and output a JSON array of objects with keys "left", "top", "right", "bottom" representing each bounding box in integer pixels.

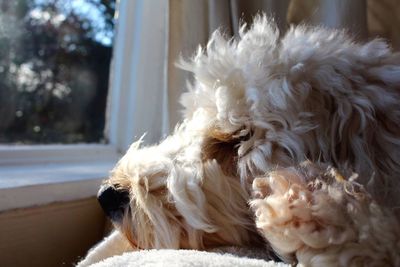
[{"left": 97, "top": 185, "right": 130, "bottom": 221}]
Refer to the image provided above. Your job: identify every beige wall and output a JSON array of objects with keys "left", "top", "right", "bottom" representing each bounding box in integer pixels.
[{"left": 0, "top": 197, "right": 106, "bottom": 267}]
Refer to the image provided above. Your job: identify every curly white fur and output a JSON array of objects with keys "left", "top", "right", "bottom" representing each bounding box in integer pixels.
[
  {"left": 179, "top": 16, "right": 400, "bottom": 204},
  {"left": 84, "top": 15, "right": 400, "bottom": 267}
]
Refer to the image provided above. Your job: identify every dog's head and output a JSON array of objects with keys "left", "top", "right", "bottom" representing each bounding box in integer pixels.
[
  {"left": 179, "top": 15, "right": 400, "bottom": 205},
  {"left": 97, "top": 133, "right": 261, "bottom": 249}
]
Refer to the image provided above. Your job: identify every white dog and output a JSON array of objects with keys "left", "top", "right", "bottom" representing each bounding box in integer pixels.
[{"left": 89, "top": 16, "right": 400, "bottom": 266}]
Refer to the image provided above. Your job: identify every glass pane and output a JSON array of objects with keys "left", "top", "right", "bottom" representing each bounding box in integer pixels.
[{"left": 0, "top": 0, "right": 116, "bottom": 144}]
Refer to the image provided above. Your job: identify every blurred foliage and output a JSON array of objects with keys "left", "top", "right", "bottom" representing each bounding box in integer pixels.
[{"left": 0, "top": 0, "right": 115, "bottom": 144}]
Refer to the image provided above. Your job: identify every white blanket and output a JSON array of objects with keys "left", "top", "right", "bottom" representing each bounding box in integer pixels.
[
  {"left": 89, "top": 249, "right": 289, "bottom": 267},
  {"left": 77, "top": 231, "right": 289, "bottom": 267}
]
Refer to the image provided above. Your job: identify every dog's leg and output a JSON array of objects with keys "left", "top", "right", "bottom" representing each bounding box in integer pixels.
[{"left": 76, "top": 230, "right": 133, "bottom": 267}]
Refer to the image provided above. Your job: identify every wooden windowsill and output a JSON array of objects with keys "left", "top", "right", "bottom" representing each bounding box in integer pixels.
[{"left": 0, "top": 159, "right": 118, "bottom": 211}]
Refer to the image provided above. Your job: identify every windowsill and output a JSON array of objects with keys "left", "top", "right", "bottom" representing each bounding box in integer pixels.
[{"left": 0, "top": 158, "right": 119, "bottom": 211}]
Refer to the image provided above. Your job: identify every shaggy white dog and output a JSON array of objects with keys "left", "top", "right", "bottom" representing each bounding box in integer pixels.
[{"left": 84, "top": 16, "right": 400, "bottom": 266}]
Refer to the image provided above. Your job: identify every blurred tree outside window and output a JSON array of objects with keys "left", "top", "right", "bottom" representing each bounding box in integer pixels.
[{"left": 0, "top": 0, "right": 116, "bottom": 144}]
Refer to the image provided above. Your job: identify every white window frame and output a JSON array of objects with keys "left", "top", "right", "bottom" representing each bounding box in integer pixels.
[{"left": 0, "top": 0, "right": 169, "bottom": 211}]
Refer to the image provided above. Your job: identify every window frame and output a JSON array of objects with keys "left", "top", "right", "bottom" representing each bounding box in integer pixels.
[{"left": 0, "top": 0, "right": 169, "bottom": 211}]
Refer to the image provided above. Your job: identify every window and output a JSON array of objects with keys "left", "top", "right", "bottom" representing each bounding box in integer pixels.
[
  {"left": 0, "top": 0, "right": 119, "bottom": 210},
  {"left": 0, "top": 0, "right": 116, "bottom": 144},
  {"left": 0, "top": 0, "right": 169, "bottom": 211}
]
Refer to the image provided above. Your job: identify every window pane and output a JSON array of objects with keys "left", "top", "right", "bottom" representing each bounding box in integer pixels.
[{"left": 0, "top": 0, "right": 116, "bottom": 144}]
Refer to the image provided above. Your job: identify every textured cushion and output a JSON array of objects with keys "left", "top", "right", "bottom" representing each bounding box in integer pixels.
[{"left": 90, "top": 249, "right": 289, "bottom": 267}]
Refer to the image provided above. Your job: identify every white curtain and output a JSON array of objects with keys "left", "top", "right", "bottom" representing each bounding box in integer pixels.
[{"left": 111, "top": 0, "right": 399, "bottom": 150}]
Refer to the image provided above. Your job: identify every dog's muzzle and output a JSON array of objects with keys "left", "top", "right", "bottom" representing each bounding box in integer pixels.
[{"left": 97, "top": 185, "right": 130, "bottom": 222}]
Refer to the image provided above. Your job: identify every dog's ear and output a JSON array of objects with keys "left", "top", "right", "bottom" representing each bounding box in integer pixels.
[{"left": 279, "top": 31, "right": 400, "bottom": 182}]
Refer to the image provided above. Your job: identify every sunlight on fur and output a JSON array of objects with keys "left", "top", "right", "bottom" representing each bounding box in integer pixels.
[
  {"left": 85, "top": 15, "right": 400, "bottom": 267},
  {"left": 109, "top": 130, "right": 261, "bottom": 250}
]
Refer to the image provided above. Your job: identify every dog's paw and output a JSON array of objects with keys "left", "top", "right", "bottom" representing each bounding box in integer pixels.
[
  {"left": 251, "top": 167, "right": 313, "bottom": 230},
  {"left": 250, "top": 162, "right": 400, "bottom": 266},
  {"left": 251, "top": 165, "right": 338, "bottom": 260}
]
